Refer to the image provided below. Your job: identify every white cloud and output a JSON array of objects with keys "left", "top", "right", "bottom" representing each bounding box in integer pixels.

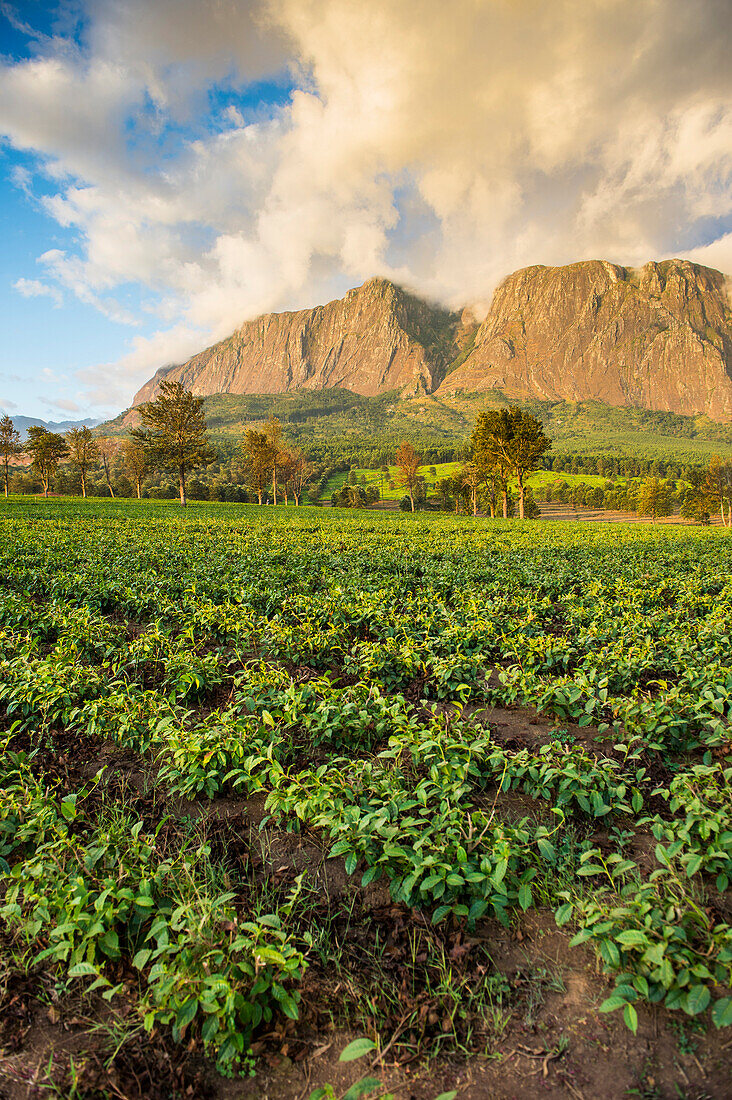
[
  {"left": 43, "top": 397, "right": 83, "bottom": 414},
  {"left": 0, "top": 398, "right": 19, "bottom": 412},
  {"left": 13, "top": 277, "right": 63, "bottom": 307},
  {"left": 0, "top": 0, "right": 730, "bottom": 409}
]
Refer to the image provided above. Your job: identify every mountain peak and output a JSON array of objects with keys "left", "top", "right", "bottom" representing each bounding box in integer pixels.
[{"left": 133, "top": 258, "right": 732, "bottom": 421}]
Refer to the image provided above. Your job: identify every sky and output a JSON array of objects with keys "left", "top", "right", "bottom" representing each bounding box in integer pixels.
[{"left": 0, "top": 0, "right": 731, "bottom": 420}]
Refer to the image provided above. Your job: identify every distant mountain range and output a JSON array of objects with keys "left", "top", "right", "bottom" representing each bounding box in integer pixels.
[
  {"left": 133, "top": 259, "right": 732, "bottom": 422},
  {"left": 1, "top": 415, "right": 104, "bottom": 441}
]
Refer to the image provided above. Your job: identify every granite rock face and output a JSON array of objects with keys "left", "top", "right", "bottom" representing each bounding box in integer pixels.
[
  {"left": 134, "top": 260, "right": 732, "bottom": 420},
  {"left": 133, "top": 278, "right": 461, "bottom": 405},
  {"left": 438, "top": 260, "right": 732, "bottom": 420}
]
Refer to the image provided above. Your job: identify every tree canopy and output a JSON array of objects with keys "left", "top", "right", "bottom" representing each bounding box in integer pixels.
[
  {"left": 472, "top": 407, "right": 551, "bottom": 518},
  {"left": 130, "top": 381, "right": 216, "bottom": 505},
  {"left": 0, "top": 414, "right": 22, "bottom": 498},
  {"left": 25, "top": 426, "right": 68, "bottom": 498}
]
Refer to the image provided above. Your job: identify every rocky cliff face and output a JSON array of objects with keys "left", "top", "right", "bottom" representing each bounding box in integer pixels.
[
  {"left": 134, "top": 259, "right": 732, "bottom": 421},
  {"left": 438, "top": 260, "right": 732, "bottom": 421},
  {"left": 133, "top": 278, "right": 461, "bottom": 405}
]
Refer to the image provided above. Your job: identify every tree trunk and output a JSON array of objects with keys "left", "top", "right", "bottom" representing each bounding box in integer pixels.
[
  {"left": 179, "top": 468, "right": 186, "bottom": 506},
  {"left": 409, "top": 489, "right": 415, "bottom": 512},
  {"left": 3, "top": 463, "right": 8, "bottom": 497},
  {"left": 81, "top": 470, "right": 87, "bottom": 498},
  {"left": 272, "top": 466, "right": 277, "bottom": 506},
  {"left": 472, "top": 486, "right": 477, "bottom": 516},
  {"left": 102, "top": 458, "right": 115, "bottom": 498},
  {"left": 257, "top": 487, "right": 263, "bottom": 505},
  {"left": 293, "top": 491, "right": 300, "bottom": 506},
  {"left": 502, "top": 490, "right": 508, "bottom": 519},
  {"left": 136, "top": 479, "right": 142, "bottom": 499},
  {"left": 517, "top": 469, "right": 525, "bottom": 519}
]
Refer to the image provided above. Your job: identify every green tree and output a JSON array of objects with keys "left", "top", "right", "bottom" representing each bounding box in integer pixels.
[
  {"left": 472, "top": 407, "right": 551, "bottom": 519},
  {"left": 460, "top": 462, "right": 483, "bottom": 516},
  {"left": 122, "top": 439, "right": 148, "bottom": 499},
  {"left": 703, "top": 456, "right": 732, "bottom": 527},
  {"left": 238, "top": 429, "right": 274, "bottom": 505},
  {"left": 0, "top": 414, "right": 22, "bottom": 497},
  {"left": 130, "top": 381, "right": 215, "bottom": 506},
  {"left": 637, "top": 477, "right": 674, "bottom": 523},
  {"left": 25, "top": 426, "right": 68, "bottom": 498},
  {"left": 65, "top": 426, "right": 99, "bottom": 498},
  {"left": 395, "top": 441, "right": 420, "bottom": 512},
  {"left": 265, "top": 417, "right": 287, "bottom": 505}
]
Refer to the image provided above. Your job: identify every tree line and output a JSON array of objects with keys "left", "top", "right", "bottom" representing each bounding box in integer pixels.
[
  {"left": 0, "top": 383, "right": 214, "bottom": 505},
  {"left": 533, "top": 458, "right": 732, "bottom": 524}
]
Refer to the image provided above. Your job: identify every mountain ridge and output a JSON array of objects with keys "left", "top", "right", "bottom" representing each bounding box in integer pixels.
[
  {"left": 0, "top": 414, "right": 104, "bottom": 441},
  {"left": 133, "top": 259, "right": 732, "bottom": 422}
]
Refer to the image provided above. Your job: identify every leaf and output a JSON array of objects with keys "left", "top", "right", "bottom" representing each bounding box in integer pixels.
[
  {"left": 712, "top": 997, "right": 732, "bottom": 1029},
  {"left": 616, "top": 930, "right": 648, "bottom": 948},
  {"left": 434, "top": 1093, "right": 458, "bottom": 1100},
  {"left": 68, "top": 961, "right": 99, "bottom": 978},
  {"left": 684, "top": 853, "right": 703, "bottom": 877},
  {"left": 176, "top": 998, "right": 198, "bottom": 1031},
  {"left": 339, "top": 1038, "right": 377, "bottom": 1063},
  {"left": 684, "top": 985, "right": 711, "bottom": 1016},
  {"left": 599, "top": 939, "right": 620, "bottom": 969},
  {"left": 555, "top": 902, "right": 573, "bottom": 927},
  {"left": 343, "top": 1079, "right": 382, "bottom": 1100},
  {"left": 537, "top": 838, "right": 556, "bottom": 863},
  {"left": 599, "top": 995, "right": 628, "bottom": 1013},
  {"left": 518, "top": 883, "right": 533, "bottom": 912},
  {"left": 623, "top": 1003, "right": 638, "bottom": 1034}
]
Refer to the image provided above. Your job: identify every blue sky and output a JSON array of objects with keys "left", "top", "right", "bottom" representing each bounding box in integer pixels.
[{"left": 0, "top": 0, "right": 730, "bottom": 421}]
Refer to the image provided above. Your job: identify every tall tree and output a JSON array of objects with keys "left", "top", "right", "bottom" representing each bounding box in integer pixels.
[
  {"left": 130, "top": 381, "right": 215, "bottom": 506},
  {"left": 96, "top": 437, "right": 120, "bottom": 498},
  {"left": 264, "top": 417, "right": 286, "bottom": 506},
  {"left": 460, "top": 462, "right": 483, "bottom": 516},
  {"left": 636, "top": 477, "right": 675, "bottom": 523},
  {"left": 283, "top": 448, "right": 314, "bottom": 506},
  {"left": 65, "top": 426, "right": 99, "bottom": 498},
  {"left": 472, "top": 407, "right": 551, "bottom": 519},
  {"left": 122, "top": 439, "right": 148, "bottom": 499},
  {"left": 239, "top": 429, "right": 274, "bottom": 505},
  {"left": 0, "top": 414, "right": 22, "bottom": 498},
  {"left": 25, "top": 426, "right": 68, "bottom": 498},
  {"left": 395, "top": 441, "right": 420, "bottom": 512},
  {"left": 703, "top": 456, "right": 732, "bottom": 527}
]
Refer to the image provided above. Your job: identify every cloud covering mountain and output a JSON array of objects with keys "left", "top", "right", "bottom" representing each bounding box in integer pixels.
[{"left": 1, "top": 0, "right": 731, "bottom": 411}]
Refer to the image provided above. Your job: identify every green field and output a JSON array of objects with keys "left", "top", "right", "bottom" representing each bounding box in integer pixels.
[
  {"left": 1, "top": 498, "right": 731, "bottom": 1098},
  {"left": 324, "top": 464, "right": 613, "bottom": 503}
]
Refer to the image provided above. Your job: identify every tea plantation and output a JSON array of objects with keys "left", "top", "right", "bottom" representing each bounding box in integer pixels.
[{"left": 0, "top": 498, "right": 730, "bottom": 1098}]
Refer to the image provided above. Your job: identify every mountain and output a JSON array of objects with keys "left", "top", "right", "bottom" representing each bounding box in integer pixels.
[
  {"left": 437, "top": 260, "right": 732, "bottom": 421},
  {"left": 134, "top": 278, "right": 466, "bottom": 405},
  {"left": 133, "top": 259, "right": 732, "bottom": 421},
  {"left": 1, "top": 415, "right": 104, "bottom": 441}
]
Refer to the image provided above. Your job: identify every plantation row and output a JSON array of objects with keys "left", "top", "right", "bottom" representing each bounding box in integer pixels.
[{"left": 1, "top": 499, "right": 731, "bottom": 1074}]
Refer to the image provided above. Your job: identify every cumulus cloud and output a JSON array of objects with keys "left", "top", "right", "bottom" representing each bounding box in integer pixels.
[
  {"left": 13, "top": 277, "right": 63, "bottom": 307},
  {"left": 0, "top": 0, "right": 731, "bottom": 408}
]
